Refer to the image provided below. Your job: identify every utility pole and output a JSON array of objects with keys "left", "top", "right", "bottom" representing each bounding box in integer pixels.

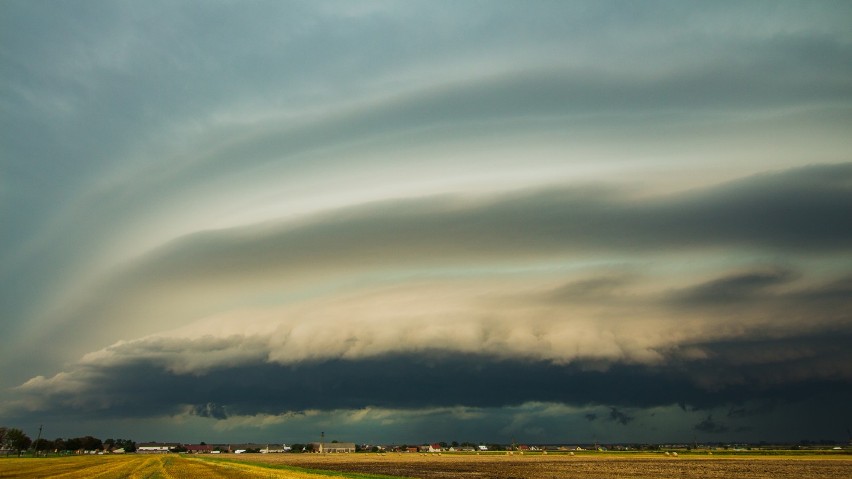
[
  {"left": 33, "top": 425, "right": 43, "bottom": 457},
  {"left": 320, "top": 432, "right": 324, "bottom": 454}
]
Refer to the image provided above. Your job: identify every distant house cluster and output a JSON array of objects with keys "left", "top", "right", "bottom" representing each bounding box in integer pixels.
[
  {"left": 136, "top": 443, "right": 181, "bottom": 454},
  {"left": 370, "top": 443, "right": 491, "bottom": 453},
  {"left": 136, "top": 442, "right": 292, "bottom": 454},
  {"left": 137, "top": 440, "right": 503, "bottom": 455},
  {"left": 125, "top": 439, "right": 777, "bottom": 456}
]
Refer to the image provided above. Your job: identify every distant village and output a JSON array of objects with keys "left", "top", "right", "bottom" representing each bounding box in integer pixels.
[
  {"left": 126, "top": 439, "right": 852, "bottom": 456},
  {"left": 136, "top": 442, "right": 501, "bottom": 455},
  {"left": 2, "top": 423, "right": 850, "bottom": 457}
]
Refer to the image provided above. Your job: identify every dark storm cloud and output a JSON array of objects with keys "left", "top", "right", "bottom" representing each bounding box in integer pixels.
[
  {"left": 727, "top": 403, "right": 776, "bottom": 419},
  {"left": 608, "top": 408, "right": 635, "bottom": 426},
  {"left": 191, "top": 402, "right": 229, "bottom": 420},
  {"left": 675, "top": 333, "right": 852, "bottom": 376},
  {"left": 13, "top": 345, "right": 852, "bottom": 423},
  {"left": 694, "top": 415, "right": 729, "bottom": 434}
]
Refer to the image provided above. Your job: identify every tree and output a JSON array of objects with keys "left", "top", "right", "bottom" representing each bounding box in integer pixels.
[
  {"left": 65, "top": 437, "right": 82, "bottom": 451},
  {"left": 114, "top": 439, "right": 136, "bottom": 453},
  {"left": 78, "top": 436, "right": 103, "bottom": 451},
  {"left": 110, "top": 438, "right": 132, "bottom": 452},
  {"left": 6, "top": 428, "right": 32, "bottom": 456},
  {"left": 33, "top": 438, "right": 52, "bottom": 453}
]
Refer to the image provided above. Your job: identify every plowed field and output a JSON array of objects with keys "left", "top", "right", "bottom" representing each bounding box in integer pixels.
[
  {"left": 215, "top": 452, "right": 852, "bottom": 479},
  {"left": 3, "top": 452, "right": 850, "bottom": 478}
]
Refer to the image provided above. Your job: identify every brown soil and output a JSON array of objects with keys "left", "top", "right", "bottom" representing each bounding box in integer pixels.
[{"left": 228, "top": 452, "right": 852, "bottom": 479}]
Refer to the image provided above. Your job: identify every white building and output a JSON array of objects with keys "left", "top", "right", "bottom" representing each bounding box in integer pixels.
[{"left": 136, "top": 443, "right": 178, "bottom": 453}]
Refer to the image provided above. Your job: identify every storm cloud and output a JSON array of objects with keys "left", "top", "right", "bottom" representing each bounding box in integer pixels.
[
  {"left": 2, "top": 1, "right": 851, "bottom": 443},
  {"left": 17, "top": 164, "right": 849, "bottom": 369},
  {"left": 15, "top": 350, "right": 852, "bottom": 421}
]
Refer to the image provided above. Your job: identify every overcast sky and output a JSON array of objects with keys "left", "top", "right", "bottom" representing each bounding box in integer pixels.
[{"left": 2, "top": 1, "right": 851, "bottom": 445}]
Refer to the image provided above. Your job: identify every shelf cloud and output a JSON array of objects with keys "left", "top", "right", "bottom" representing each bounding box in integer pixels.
[{"left": 2, "top": 1, "right": 851, "bottom": 444}]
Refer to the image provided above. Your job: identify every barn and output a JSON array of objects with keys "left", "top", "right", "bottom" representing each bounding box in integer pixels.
[{"left": 310, "top": 442, "right": 356, "bottom": 453}]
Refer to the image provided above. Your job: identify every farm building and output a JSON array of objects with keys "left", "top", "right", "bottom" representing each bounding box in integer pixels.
[
  {"left": 260, "top": 444, "right": 291, "bottom": 453},
  {"left": 224, "top": 443, "right": 267, "bottom": 453},
  {"left": 310, "top": 442, "right": 356, "bottom": 453},
  {"left": 184, "top": 444, "right": 213, "bottom": 453},
  {"left": 136, "top": 442, "right": 180, "bottom": 453}
]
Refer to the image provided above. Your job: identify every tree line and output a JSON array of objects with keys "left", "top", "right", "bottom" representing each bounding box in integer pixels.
[{"left": 0, "top": 426, "right": 136, "bottom": 456}]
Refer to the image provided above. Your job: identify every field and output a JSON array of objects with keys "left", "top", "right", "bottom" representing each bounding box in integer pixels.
[
  {"left": 220, "top": 451, "right": 852, "bottom": 479},
  {"left": 2, "top": 452, "right": 851, "bottom": 479},
  {"left": 0, "top": 454, "right": 396, "bottom": 479}
]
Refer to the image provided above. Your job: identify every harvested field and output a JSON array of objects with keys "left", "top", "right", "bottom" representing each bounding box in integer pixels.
[
  {"left": 213, "top": 452, "right": 852, "bottom": 479},
  {"left": 3, "top": 452, "right": 849, "bottom": 478},
  {"left": 0, "top": 454, "right": 391, "bottom": 479}
]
